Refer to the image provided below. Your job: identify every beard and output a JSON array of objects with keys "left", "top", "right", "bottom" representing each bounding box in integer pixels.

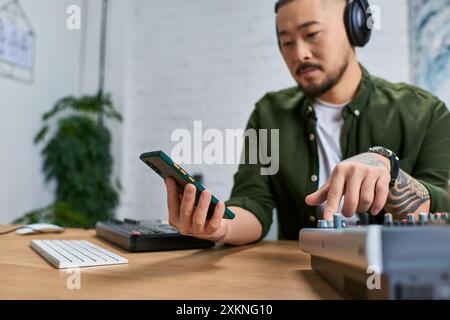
[{"left": 296, "top": 54, "right": 350, "bottom": 98}]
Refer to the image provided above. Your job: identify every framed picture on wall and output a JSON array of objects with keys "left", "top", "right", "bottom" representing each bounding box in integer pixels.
[
  {"left": 410, "top": 0, "right": 450, "bottom": 108},
  {"left": 0, "top": 0, "right": 35, "bottom": 84}
]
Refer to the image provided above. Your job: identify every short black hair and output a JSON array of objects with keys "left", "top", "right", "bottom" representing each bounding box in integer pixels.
[
  {"left": 275, "top": 0, "right": 336, "bottom": 13},
  {"left": 274, "top": 0, "right": 296, "bottom": 14}
]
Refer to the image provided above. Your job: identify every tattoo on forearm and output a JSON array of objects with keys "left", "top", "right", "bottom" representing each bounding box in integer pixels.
[
  {"left": 344, "top": 154, "right": 387, "bottom": 168},
  {"left": 385, "top": 170, "right": 430, "bottom": 215}
]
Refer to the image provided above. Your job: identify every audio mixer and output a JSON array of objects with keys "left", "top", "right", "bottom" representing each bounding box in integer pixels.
[{"left": 299, "top": 212, "right": 450, "bottom": 299}]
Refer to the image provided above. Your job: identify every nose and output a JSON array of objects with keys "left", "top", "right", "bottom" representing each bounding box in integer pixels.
[{"left": 293, "top": 41, "right": 312, "bottom": 63}]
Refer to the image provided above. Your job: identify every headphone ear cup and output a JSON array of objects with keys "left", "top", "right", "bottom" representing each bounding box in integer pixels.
[{"left": 345, "top": 0, "right": 372, "bottom": 47}]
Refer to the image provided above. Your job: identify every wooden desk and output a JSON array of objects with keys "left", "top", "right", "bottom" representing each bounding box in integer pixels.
[{"left": 0, "top": 225, "right": 343, "bottom": 300}]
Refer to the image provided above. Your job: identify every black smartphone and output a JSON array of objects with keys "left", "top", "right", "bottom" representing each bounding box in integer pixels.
[{"left": 140, "top": 151, "right": 235, "bottom": 219}]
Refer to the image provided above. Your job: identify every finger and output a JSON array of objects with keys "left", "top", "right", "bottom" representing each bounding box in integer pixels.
[
  {"left": 179, "top": 183, "right": 196, "bottom": 234},
  {"left": 370, "top": 177, "right": 390, "bottom": 215},
  {"left": 305, "top": 181, "right": 330, "bottom": 206},
  {"left": 165, "top": 178, "right": 180, "bottom": 226},
  {"left": 342, "top": 174, "right": 364, "bottom": 218},
  {"left": 357, "top": 177, "right": 377, "bottom": 213},
  {"left": 206, "top": 201, "right": 225, "bottom": 235},
  {"left": 192, "top": 190, "right": 211, "bottom": 234},
  {"left": 324, "top": 173, "right": 345, "bottom": 220}
]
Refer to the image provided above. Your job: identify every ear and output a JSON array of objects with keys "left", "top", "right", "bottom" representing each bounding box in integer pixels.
[{"left": 275, "top": 19, "right": 282, "bottom": 51}]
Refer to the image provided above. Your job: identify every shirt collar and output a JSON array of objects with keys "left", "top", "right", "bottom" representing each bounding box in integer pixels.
[
  {"left": 348, "top": 64, "right": 372, "bottom": 113},
  {"left": 301, "top": 64, "right": 372, "bottom": 118}
]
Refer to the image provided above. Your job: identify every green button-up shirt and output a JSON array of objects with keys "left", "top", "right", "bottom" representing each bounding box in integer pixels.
[{"left": 225, "top": 65, "right": 450, "bottom": 240}]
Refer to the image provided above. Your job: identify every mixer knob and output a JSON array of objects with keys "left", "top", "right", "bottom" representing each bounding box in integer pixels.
[
  {"left": 430, "top": 213, "right": 438, "bottom": 224},
  {"left": 430, "top": 212, "right": 441, "bottom": 224},
  {"left": 406, "top": 213, "right": 415, "bottom": 225},
  {"left": 419, "top": 212, "right": 428, "bottom": 225},
  {"left": 384, "top": 213, "right": 393, "bottom": 226},
  {"left": 333, "top": 213, "right": 344, "bottom": 229},
  {"left": 358, "top": 213, "right": 370, "bottom": 225},
  {"left": 326, "top": 220, "right": 334, "bottom": 228},
  {"left": 317, "top": 220, "right": 328, "bottom": 228}
]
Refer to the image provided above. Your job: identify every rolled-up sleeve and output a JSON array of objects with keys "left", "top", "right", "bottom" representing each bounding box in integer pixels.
[
  {"left": 413, "top": 101, "right": 450, "bottom": 212},
  {"left": 225, "top": 106, "right": 275, "bottom": 239}
]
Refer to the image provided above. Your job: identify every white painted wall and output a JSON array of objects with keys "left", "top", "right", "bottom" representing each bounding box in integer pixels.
[
  {"left": 0, "top": 0, "right": 130, "bottom": 224},
  {"left": 0, "top": 0, "right": 84, "bottom": 223},
  {"left": 358, "top": 0, "right": 411, "bottom": 82},
  {"left": 79, "top": 0, "right": 132, "bottom": 207}
]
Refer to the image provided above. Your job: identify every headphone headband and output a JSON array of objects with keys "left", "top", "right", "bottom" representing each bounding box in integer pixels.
[{"left": 274, "top": 0, "right": 372, "bottom": 48}]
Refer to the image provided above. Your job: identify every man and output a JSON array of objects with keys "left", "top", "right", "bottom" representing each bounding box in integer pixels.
[{"left": 165, "top": 0, "right": 450, "bottom": 245}]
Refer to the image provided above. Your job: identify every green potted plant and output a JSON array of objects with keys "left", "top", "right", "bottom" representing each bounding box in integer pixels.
[
  {"left": 14, "top": 0, "right": 121, "bottom": 229},
  {"left": 14, "top": 93, "right": 122, "bottom": 228}
]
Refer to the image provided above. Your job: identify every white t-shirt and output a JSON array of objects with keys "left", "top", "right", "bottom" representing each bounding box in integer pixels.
[{"left": 314, "top": 99, "right": 358, "bottom": 225}]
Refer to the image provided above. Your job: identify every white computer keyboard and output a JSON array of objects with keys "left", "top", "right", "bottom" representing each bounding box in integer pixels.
[{"left": 31, "top": 239, "right": 129, "bottom": 269}]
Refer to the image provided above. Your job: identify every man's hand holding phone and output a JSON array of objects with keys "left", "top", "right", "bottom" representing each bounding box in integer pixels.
[{"left": 165, "top": 177, "right": 229, "bottom": 243}]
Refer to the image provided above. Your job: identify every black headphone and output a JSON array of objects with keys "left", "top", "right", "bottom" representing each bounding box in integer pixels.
[{"left": 275, "top": 0, "right": 373, "bottom": 48}]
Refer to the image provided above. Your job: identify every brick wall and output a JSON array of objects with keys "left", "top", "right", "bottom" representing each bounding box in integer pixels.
[{"left": 116, "top": 0, "right": 411, "bottom": 239}]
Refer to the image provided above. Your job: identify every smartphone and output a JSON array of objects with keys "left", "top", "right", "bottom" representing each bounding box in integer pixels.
[{"left": 140, "top": 151, "right": 235, "bottom": 219}]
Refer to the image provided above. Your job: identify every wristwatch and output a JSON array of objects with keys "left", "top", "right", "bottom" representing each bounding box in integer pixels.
[{"left": 367, "top": 146, "right": 400, "bottom": 188}]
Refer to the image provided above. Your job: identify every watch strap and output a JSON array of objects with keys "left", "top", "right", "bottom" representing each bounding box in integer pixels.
[{"left": 368, "top": 147, "right": 399, "bottom": 188}]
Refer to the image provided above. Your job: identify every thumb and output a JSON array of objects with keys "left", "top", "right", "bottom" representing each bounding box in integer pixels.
[{"left": 305, "top": 181, "right": 329, "bottom": 206}]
